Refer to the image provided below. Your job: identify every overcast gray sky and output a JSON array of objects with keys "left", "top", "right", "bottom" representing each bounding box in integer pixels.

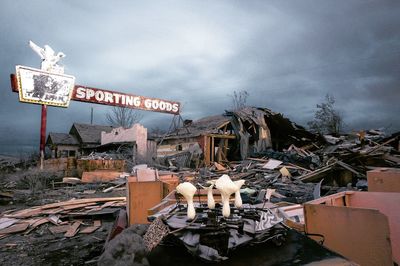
[{"left": 0, "top": 0, "right": 399, "bottom": 155}]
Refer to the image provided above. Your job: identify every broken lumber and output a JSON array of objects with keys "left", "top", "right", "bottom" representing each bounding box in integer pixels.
[
  {"left": 5, "top": 197, "right": 126, "bottom": 218},
  {"left": 0, "top": 223, "right": 29, "bottom": 234},
  {"left": 64, "top": 221, "right": 81, "bottom": 237},
  {"left": 300, "top": 164, "right": 335, "bottom": 182},
  {"left": 79, "top": 220, "right": 101, "bottom": 234},
  {"left": 49, "top": 225, "right": 71, "bottom": 234}
]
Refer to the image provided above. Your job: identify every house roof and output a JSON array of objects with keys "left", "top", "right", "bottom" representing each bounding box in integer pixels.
[
  {"left": 164, "top": 115, "right": 232, "bottom": 139},
  {"left": 47, "top": 133, "right": 79, "bottom": 146},
  {"left": 71, "top": 123, "right": 114, "bottom": 144}
]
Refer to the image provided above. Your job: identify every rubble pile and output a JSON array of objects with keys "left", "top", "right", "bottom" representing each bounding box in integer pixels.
[
  {"left": 0, "top": 155, "right": 37, "bottom": 174},
  {"left": 0, "top": 197, "right": 125, "bottom": 239},
  {"left": 0, "top": 115, "right": 398, "bottom": 265}
]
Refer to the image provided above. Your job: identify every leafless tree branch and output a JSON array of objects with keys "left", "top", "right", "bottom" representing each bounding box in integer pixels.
[{"left": 106, "top": 106, "right": 143, "bottom": 128}]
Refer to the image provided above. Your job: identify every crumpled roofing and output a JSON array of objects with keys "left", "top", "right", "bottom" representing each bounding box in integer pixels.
[{"left": 164, "top": 115, "right": 232, "bottom": 139}]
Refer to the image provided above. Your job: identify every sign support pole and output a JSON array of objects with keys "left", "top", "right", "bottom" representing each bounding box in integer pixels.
[{"left": 39, "top": 104, "right": 47, "bottom": 170}]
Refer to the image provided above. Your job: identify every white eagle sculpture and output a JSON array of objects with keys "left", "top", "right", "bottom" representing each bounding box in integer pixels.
[{"left": 29, "top": 40, "right": 66, "bottom": 73}]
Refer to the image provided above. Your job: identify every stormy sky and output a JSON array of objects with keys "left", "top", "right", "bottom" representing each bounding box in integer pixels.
[{"left": 0, "top": 0, "right": 399, "bottom": 155}]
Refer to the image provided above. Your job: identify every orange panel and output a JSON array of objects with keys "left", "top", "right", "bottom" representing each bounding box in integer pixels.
[
  {"left": 348, "top": 191, "right": 400, "bottom": 264},
  {"left": 304, "top": 204, "right": 392, "bottom": 266},
  {"left": 367, "top": 168, "right": 400, "bottom": 192},
  {"left": 81, "top": 170, "right": 123, "bottom": 183},
  {"left": 127, "top": 177, "right": 163, "bottom": 225}
]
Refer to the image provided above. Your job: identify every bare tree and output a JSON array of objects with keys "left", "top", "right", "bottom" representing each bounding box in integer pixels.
[
  {"left": 106, "top": 106, "right": 143, "bottom": 128},
  {"left": 308, "top": 94, "right": 343, "bottom": 135},
  {"left": 230, "top": 90, "right": 249, "bottom": 110}
]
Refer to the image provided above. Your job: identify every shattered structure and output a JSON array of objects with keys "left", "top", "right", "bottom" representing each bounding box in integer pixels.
[
  {"left": 1, "top": 106, "right": 400, "bottom": 266},
  {"left": 158, "top": 107, "right": 317, "bottom": 167}
]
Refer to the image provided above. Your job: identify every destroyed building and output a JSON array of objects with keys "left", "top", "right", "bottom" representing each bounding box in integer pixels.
[
  {"left": 100, "top": 124, "right": 157, "bottom": 164},
  {"left": 3, "top": 106, "right": 400, "bottom": 266},
  {"left": 158, "top": 107, "right": 317, "bottom": 166}
]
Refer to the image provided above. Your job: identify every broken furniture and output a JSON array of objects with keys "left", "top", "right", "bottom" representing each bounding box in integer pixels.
[
  {"left": 126, "top": 168, "right": 178, "bottom": 224},
  {"left": 304, "top": 191, "right": 400, "bottom": 266}
]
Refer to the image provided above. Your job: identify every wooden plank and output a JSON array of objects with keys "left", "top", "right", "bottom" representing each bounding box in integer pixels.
[
  {"left": 207, "top": 134, "right": 236, "bottom": 139},
  {"left": 40, "top": 197, "right": 125, "bottom": 209},
  {"left": 79, "top": 226, "right": 99, "bottom": 234},
  {"left": 49, "top": 224, "right": 73, "bottom": 234},
  {"left": 41, "top": 207, "right": 64, "bottom": 215},
  {"left": 6, "top": 197, "right": 126, "bottom": 218},
  {"left": 211, "top": 136, "right": 215, "bottom": 163},
  {"left": 383, "top": 154, "right": 400, "bottom": 164},
  {"left": 64, "top": 221, "right": 81, "bottom": 237},
  {"left": 204, "top": 136, "right": 211, "bottom": 166},
  {"left": 300, "top": 164, "right": 335, "bottom": 182},
  {"left": 79, "top": 220, "right": 101, "bottom": 234},
  {"left": 5, "top": 208, "right": 43, "bottom": 219},
  {"left": 336, "top": 161, "right": 365, "bottom": 177},
  {"left": 214, "top": 162, "right": 226, "bottom": 171},
  {"left": 364, "top": 137, "right": 397, "bottom": 155},
  {"left": 304, "top": 204, "right": 393, "bottom": 266},
  {"left": 81, "top": 170, "right": 123, "bottom": 183},
  {"left": 62, "top": 202, "right": 97, "bottom": 211},
  {"left": 0, "top": 218, "right": 18, "bottom": 230},
  {"left": 24, "top": 218, "right": 49, "bottom": 234},
  {"left": 223, "top": 139, "right": 228, "bottom": 161},
  {"left": 0, "top": 223, "right": 29, "bottom": 234},
  {"left": 87, "top": 201, "right": 116, "bottom": 212}
]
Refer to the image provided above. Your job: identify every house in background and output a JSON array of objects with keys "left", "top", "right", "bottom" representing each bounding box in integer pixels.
[
  {"left": 46, "top": 123, "right": 156, "bottom": 164},
  {"left": 46, "top": 132, "right": 80, "bottom": 158},
  {"left": 46, "top": 123, "right": 114, "bottom": 158},
  {"left": 69, "top": 123, "right": 114, "bottom": 154}
]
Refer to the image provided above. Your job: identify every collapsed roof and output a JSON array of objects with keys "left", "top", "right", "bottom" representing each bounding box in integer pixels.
[{"left": 162, "top": 107, "right": 317, "bottom": 160}]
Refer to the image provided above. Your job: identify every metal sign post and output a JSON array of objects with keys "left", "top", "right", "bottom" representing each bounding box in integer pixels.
[
  {"left": 11, "top": 40, "right": 181, "bottom": 170},
  {"left": 40, "top": 105, "right": 47, "bottom": 169}
]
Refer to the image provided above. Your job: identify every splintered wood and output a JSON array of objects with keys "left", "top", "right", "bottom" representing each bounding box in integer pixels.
[
  {"left": 0, "top": 197, "right": 125, "bottom": 238},
  {"left": 79, "top": 220, "right": 101, "bottom": 234},
  {"left": 65, "top": 221, "right": 81, "bottom": 237}
]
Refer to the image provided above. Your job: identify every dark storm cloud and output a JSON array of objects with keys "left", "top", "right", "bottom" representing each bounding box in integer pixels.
[{"left": 0, "top": 0, "right": 399, "bottom": 155}]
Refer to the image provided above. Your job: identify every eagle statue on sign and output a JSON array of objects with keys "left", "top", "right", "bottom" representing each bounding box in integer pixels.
[{"left": 29, "top": 40, "right": 66, "bottom": 74}]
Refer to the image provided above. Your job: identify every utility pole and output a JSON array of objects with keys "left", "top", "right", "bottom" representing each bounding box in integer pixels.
[{"left": 90, "top": 107, "right": 94, "bottom": 124}]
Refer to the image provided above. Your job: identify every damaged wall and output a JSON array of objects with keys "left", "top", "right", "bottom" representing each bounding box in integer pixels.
[{"left": 101, "top": 124, "right": 147, "bottom": 163}]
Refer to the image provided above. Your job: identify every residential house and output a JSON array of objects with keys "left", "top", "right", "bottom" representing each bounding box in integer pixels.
[
  {"left": 46, "top": 132, "right": 80, "bottom": 158},
  {"left": 46, "top": 123, "right": 114, "bottom": 158}
]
